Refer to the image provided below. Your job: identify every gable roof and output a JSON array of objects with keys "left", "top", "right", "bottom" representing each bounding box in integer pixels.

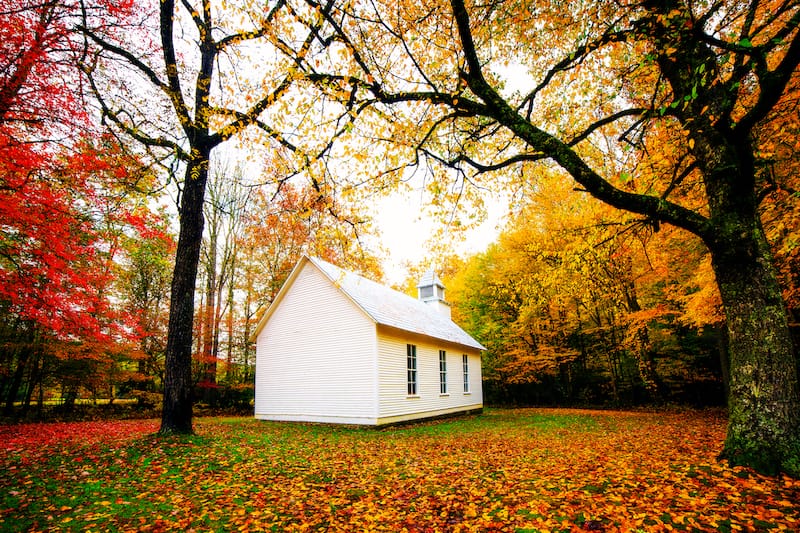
[{"left": 253, "top": 255, "right": 485, "bottom": 351}]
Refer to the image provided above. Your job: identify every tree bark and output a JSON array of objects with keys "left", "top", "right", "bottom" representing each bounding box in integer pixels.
[
  {"left": 160, "top": 155, "right": 209, "bottom": 434},
  {"left": 711, "top": 223, "right": 800, "bottom": 476},
  {"left": 2, "top": 329, "right": 33, "bottom": 417},
  {"left": 2, "top": 348, "right": 27, "bottom": 417}
]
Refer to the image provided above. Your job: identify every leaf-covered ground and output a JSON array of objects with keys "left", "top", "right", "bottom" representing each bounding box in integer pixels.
[{"left": 1, "top": 409, "right": 798, "bottom": 532}]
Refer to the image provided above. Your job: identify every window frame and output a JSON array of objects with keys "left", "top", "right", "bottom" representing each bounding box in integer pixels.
[
  {"left": 439, "top": 349, "right": 448, "bottom": 395},
  {"left": 462, "top": 354, "right": 470, "bottom": 393},
  {"left": 407, "top": 344, "right": 418, "bottom": 396}
]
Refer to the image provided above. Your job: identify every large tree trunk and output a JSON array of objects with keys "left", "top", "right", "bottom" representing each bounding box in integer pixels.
[
  {"left": 160, "top": 156, "right": 209, "bottom": 434},
  {"left": 711, "top": 223, "right": 800, "bottom": 476}
]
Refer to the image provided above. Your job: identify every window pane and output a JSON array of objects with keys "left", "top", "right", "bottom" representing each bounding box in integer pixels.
[
  {"left": 463, "top": 354, "right": 469, "bottom": 392},
  {"left": 407, "top": 344, "right": 417, "bottom": 395},
  {"left": 439, "top": 350, "right": 447, "bottom": 394}
]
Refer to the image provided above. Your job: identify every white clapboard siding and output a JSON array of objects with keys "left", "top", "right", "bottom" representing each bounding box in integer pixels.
[
  {"left": 254, "top": 261, "right": 378, "bottom": 424},
  {"left": 254, "top": 255, "right": 484, "bottom": 426},
  {"left": 376, "top": 327, "right": 482, "bottom": 425},
  {"left": 465, "top": 352, "right": 483, "bottom": 403}
]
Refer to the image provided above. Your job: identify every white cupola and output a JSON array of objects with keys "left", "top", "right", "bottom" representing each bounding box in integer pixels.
[{"left": 417, "top": 268, "right": 451, "bottom": 318}]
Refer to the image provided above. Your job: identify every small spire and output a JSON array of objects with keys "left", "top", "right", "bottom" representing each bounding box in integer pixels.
[{"left": 417, "top": 268, "right": 451, "bottom": 318}]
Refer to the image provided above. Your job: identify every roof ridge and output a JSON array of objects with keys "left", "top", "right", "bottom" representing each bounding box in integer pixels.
[{"left": 307, "top": 255, "right": 484, "bottom": 351}]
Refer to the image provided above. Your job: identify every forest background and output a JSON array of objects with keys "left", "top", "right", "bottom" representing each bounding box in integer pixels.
[{"left": 1, "top": 0, "right": 798, "bottom": 475}]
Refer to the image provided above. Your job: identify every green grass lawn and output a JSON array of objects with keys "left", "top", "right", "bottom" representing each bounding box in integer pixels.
[{"left": 1, "top": 408, "right": 798, "bottom": 532}]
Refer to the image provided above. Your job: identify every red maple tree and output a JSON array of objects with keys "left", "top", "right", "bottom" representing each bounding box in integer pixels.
[{"left": 0, "top": 0, "right": 143, "bottom": 340}]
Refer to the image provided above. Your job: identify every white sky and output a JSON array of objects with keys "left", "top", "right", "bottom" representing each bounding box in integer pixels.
[
  {"left": 369, "top": 64, "right": 525, "bottom": 284},
  {"left": 372, "top": 188, "right": 507, "bottom": 285}
]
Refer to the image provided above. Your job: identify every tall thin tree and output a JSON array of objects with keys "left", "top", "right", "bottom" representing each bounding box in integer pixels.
[{"left": 80, "top": 0, "right": 341, "bottom": 432}]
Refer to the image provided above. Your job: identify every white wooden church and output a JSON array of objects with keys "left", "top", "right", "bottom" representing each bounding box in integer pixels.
[{"left": 252, "top": 255, "right": 484, "bottom": 425}]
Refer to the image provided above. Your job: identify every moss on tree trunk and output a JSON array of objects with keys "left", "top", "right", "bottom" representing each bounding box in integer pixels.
[{"left": 712, "top": 224, "right": 800, "bottom": 477}]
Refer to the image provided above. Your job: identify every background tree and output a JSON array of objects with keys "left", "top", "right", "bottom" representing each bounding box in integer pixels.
[
  {"left": 448, "top": 170, "right": 726, "bottom": 407},
  {"left": 117, "top": 205, "right": 175, "bottom": 403},
  {"left": 239, "top": 172, "right": 383, "bottom": 308},
  {"left": 195, "top": 161, "right": 250, "bottom": 403},
  {"left": 79, "top": 0, "right": 373, "bottom": 433},
  {"left": 0, "top": 134, "right": 166, "bottom": 416},
  {"left": 297, "top": 0, "right": 800, "bottom": 475},
  {"left": 1, "top": 0, "right": 135, "bottom": 337},
  {"left": 0, "top": 0, "right": 159, "bottom": 417}
]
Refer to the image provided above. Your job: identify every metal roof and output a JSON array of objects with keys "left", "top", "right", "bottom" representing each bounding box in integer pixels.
[
  {"left": 308, "top": 256, "right": 485, "bottom": 351},
  {"left": 417, "top": 268, "right": 445, "bottom": 289}
]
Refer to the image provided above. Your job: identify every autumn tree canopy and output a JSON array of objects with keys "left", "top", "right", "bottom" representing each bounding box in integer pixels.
[
  {"left": 4, "top": 0, "right": 799, "bottom": 479},
  {"left": 447, "top": 170, "right": 726, "bottom": 407},
  {"left": 0, "top": 0, "right": 134, "bottom": 338},
  {"left": 0, "top": 0, "right": 174, "bottom": 414},
  {"left": 78, "top": 0, "right": 386, "bottom": 433},
  {"left": 278, "top": 0, "right": 800, "bottom": 476}
]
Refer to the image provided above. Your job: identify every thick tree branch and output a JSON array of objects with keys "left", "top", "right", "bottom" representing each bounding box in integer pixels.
[
  {"left": 568, "top": 108, "right": 649, "bottom": 147},
  {"left": 82, "top": 57, "right": 188, "bottom": 160},
  {"left": 206, "top": 73, "right": 295, "bottom": 147},
  {"left": 735, "top": 10, "right": 800, "bottom": 134},
  {"left": 449, "top": 0, "right": 713, "bottom": 241},
  {"left": 210, "top": 107, "right": 301, "bottom": 154},
  {"left": 159, "top": 0, "right": 193, "bottom": 137},
  {"left": 79, "top": 27, "right": 171, "bottom": 99}
]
